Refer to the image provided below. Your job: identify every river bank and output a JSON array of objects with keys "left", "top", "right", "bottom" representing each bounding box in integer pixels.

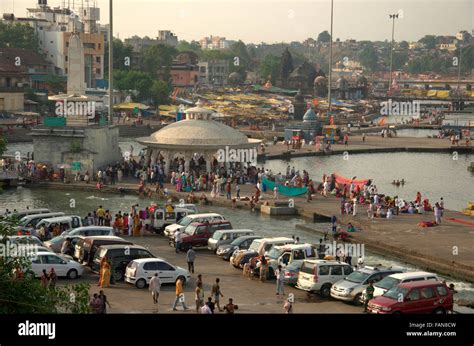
[{"left": 25, "top": 180, "right": 474, "bottom": 283}]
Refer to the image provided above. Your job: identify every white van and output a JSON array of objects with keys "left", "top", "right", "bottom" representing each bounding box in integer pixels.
[
  {"left": 151, "top": 207, "right": 195, "bottom": 232},
  {"left": 12, "top": 209, "right": 50, "bottom": 219},
  {"left": 249, "top": 237, "right": 294, "bottom": 256},
  {"left": 35, "top": 216, "right": 83, "bottom": 235},
  {"left": 360, "top": 271, "right": 439, "bottom": 303},
  {"left": 207, "top": 229, "right": 255, "bottom": 252},
  {"left": 266, "top": 243, "right": 317, "bottom": 272},
  {"left": 296, "top": 259, "right": 354, "bottom": 297},
  {"left": 163, "top": 213, "right": 225, "bottom": 238},
  {"left": 18, "top": 212, "right": 66, "bottom": 232}
]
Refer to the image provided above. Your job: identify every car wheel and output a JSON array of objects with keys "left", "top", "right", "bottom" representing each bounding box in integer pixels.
[
  {"left": 433, "top": 307, "right": 446, "bottom": 314},
  {"left": 113, "top": 270, "right": 123, "bottom": 282},
  {"left": 67, "top": 269, "right": 78, "bottom": 279},
  {"left": 135, "top": 279, "right": 146, "bottom": 289},
  {"left": 353, "top": 293, "right": 362, "bottom": 306},
  {"left": 176, "top": 275, "right": 186, "bottom": 285},
  {"left": 320, "top": 283, "right": 332, "bottom": 298}
]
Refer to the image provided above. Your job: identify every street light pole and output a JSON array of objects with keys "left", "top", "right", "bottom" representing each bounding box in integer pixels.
[
  {"left": 108, "top": 0, "right": 113, "bottom": 124},
  {"left": 457, "top": 44, "right": 463, "bottom": 83},
  {"left": 388, "top": 13, "right": 398, "bottom": 91},
  {"left": 328, "top": 0, "right": 334, "bottom": 115}
]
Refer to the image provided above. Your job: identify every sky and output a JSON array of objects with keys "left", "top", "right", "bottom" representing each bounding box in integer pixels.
[{"left": 2, "top": 0, "right": 473, "bottom": 43}]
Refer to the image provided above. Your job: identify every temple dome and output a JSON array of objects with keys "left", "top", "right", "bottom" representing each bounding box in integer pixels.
[{"left": 303, "top": 108, "right": 317, "bottom": 122}]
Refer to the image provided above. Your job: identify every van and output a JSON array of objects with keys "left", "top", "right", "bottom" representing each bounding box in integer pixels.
[
  {"left": 152, "top": 207, "right": 195, "bottom": 232},
  {"left": 91, "top": 244, "right": 155, "bottom": 281},
  {"left": 163, "top": 213, "right": 226, "bottom": 238},
  {"left": 175, "top": 203, "right": 198, "bottom": 214},
  {"left": 17, "top": 212, "right": 66, "bottom": 233},
  {"left": 367, "top": 281, "right": 453, "bottom": 314},
  {"left": 230, "top": 237, "right": 293, "bottom": 268},
  {"left": 35, "top": 216, "right": 83, "bottom": 236},
  {"left": 176, "top": 220, "right": 232, "bottom": 251},
  {"left": 266, "top": 243, "right": 317, "bottom": 275},
  {"left": 296, "top": 259, "right": 354, "bottom": 297},
  {"left": 61, "top": 226, "right": 116, "bottom": 237},
  {"left": 361, "top": 271, "right": 439, "bottom": 303},
  {"left": 207, "top": 229, "right": 255, "bottom": 252},
  {"left": 74, "top": 236, "right": 133, "bottom": 266},
  {"left": 12, "top": 209, "right": 50, "bottom": 219}
]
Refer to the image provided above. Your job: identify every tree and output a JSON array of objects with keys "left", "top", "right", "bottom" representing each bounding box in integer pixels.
[
  {"left": 459, "top": 45, "right": 474, "bottom": 74},
  {"left": 142, "top": 44, "right": 178, "bottom": 81},
  {"left": 177, "top": 40, "right": 202, "bottom": 55},
  {"left": 399, "top": 41, "right": 409, "bottom": 50},
  {"left": 114, "top": 70, "right": 154, "bottom": 102},
  {"left": 418, "top": 35, "right": 437, "bottom": 49},
  {"left": 280, "top": 48, "right": 294, "bottom": 82},
  {"left": 229, "top": 40, "right": 251, "bottom": 78},
  {"left": 0, "top": 22, "right": 39, "bottom": 50},
  {"left": 259, "top": 54, "right": 281, "bottom": 83},
  {"left": 150, "top": 80, "right": 170, "bottom": 106},
  {"left": 392, "top": 51, "right": 409, "bottom": 70},
  {"left": 317, "top": 31, "right": 331, "bottom": 43},
  {"left": 0, "top": 218, "right": 91, "bottom": 313},
  {"left": 358, "top": 43, "right": 378, "bottom": 71},
  {"left": 45, "top": 74, "right": 66, "bottom": 94}
]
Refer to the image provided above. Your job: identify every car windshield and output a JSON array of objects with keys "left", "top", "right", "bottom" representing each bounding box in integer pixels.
[
  {"left": 267, "top": 248, "right": 282, "bottom": 259},
  {"left": 383, "top": 286, "right": 409, "bottom": 300},
  {"left": 18, "top": 218, "right": 29, "bottom": 226},
  {"left": 185, "top": 224, "right": 197, "bottom": 236},
  {"left": 212, "top": 231, "right": 223, "bottom": 240},
  {"left": 178, "top": 216, "right": 193, "bottom": 226},
  {"left": 49, "top": 236, "right": 64, "bottom": 244},
  {"left": 231, "top": 237, "right": 247, "bottom": 246},
  {"left": 375, "top": 276, "right": 400, "bottom": 290},
  {"left": 345, "top": 271, "right": 370, "bottom": 283},
  {"left": 248, "top": 240, "right": 260, "bottom": 252}
]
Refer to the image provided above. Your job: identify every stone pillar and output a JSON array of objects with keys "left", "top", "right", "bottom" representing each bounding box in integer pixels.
[{"left": 162, "top": 150, "right": 171, "bottom": 176}]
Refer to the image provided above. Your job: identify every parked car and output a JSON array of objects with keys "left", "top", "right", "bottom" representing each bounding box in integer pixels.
[
  {"left": 150, "top": 207, "right": 195, "bottom": 233},
  {"left": 27, "top": 251, "right": 83, "bottom": 279},
  {"left": 74, "top": 236, "right": 133, "bottom": 266},
  {"left": 44, "top": 235, "right": 84, "bottom": 253},
  {"left": 266, "top": 243, "right": 317, "bottom": 276},
  {"left": 174, "top": 203, "right": 198, "bottom": 214},
  {"left": 207, "top": 229, "right": 254, "bottom": 253},
  {"left": 296, "top": 259, "right": 354, "bottom": 297},
  {"left": 92, "top": 244, "right": 155, "bottom": 281},
  {"left": 230, "top": 250, "right": 259, "bottom": 268},
  {"left": 360, "top": 271, "right": 440, "bottom": 304},
  {"left": 125, "top": 258, "right": 190, "bottom": 289},
  {"left": 230, "top": 237, "right": 294, "bottom": 268},
  {"left": 282, "top": 260, "right": 305, "bottom": 286},
  {"left": 17, "top": 212, "right": 66, "bottom": 233},
  {"left": 367, "top": 281, "right": 453, "bottom": 314},
  {"left": 330, "top": 266, "right": 404, "bottom": 304},
  {"left": 173, "top": 220, "right": 232, "bottom": 251},
  {"left": 61, "top": 226, "right": 116, "bottom": 237},
  {"left": 216, "top": 235, "right": 262, "bottom": 260},
  {"left": 163, "top": 213, "right": 225, "bottom": 238},
  {"left": 8, "top": 235, "right": 43, "bottom": 246},
  {"left": 35, "top": 215, "right": 83, "bottom": 236},
  {"left": 11, "top": 209, "right": 50, "bottom": 219}
]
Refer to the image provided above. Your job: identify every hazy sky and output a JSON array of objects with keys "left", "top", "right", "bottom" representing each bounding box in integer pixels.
[{"left": 2, "top": 0, "right": 473, "bottom": 43}]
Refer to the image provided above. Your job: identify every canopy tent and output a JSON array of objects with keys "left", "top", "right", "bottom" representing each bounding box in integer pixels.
[
  {"left": 113, "top": 102, "right": 150, "bottom": 110},
  {"left": 333, "top": 173, "right": 370, "bottom": 188},
  {"left": 262, "top": 177, "right": 308, "bottom": 197}
]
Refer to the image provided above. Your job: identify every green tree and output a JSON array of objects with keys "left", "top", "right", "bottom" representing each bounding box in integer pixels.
[
  {"left": 114, "top": 70, "right": 155, "bottom": 102},
  {"left": 399, "top": 41, "right": 409, "bottom": 50},
  {"left": 358, "top": 43, "right": 378, "bottom": 71},
  {"left": 280, "top": 48, "right": 294, "bottom": 82},
  {"left": 392, "top": 51, "right": 409, "bottom": 70},
  {"left": 418, "top": 35, "right": 437, "bottom": 49},
  {"left": 259, "top": 54, "right": 281, "bottom": 83},
  {"left": 45, "top": 74, "right": 66, "bottom": 94},
  {"left": 0, "top": 22, "right": 39, "bottom": 50},
  {"left": 150, "top": 80, "right": 170, "bottom": 105},
  {"left": 459, "top": 45, "right": 474, "bottom": 74},
  {"left": 229, "top": 40, "right": 251, "bottom": 78},
  {"left": 201, "top": 49, "right": 231, "bottom": 61},
  {"left": 317, "top": 31, "right": 331, "bottom": 43},
  {"left": 177, "top": 40, "right": 202, "bottom": 54},
  {"left": 0, "top": 218, "right": 91, "bottom": 313},
  {"left": 142, "top": 44, "right": 178, "bottom": 82}
]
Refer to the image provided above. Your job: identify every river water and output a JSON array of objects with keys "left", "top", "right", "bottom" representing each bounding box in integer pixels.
[{"left": 0, "top": 186, "right": 473, "bottom": 303}]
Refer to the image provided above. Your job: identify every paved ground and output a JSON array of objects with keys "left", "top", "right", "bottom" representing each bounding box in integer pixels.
[{"left": 67, "top": 236, "right": 363, "bottom": 314}]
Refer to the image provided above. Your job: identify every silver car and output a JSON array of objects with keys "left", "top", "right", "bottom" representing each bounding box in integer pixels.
[
  {"left": 330, "top": 266, "right": 403, "bottom": 305},
  {"left": 207, "top": 229, "right": 254, "bottom": 252}
]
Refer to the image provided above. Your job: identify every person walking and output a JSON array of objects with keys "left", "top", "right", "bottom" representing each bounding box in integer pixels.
[
  {"left": 172, "top": 276, "right": 189, "bottom": 311},
  {"left": 195, "top": 282, "right": 204, "bottom": 313},
  {"left": 211, "top": 278, "right": 224, "bottom": 312},
  {"left": 48, "top": 268, "right": 57, "bottom": 289},
  {"left": 40, "top": 269, "right": 49, "bottom": 288},
  {"left": 186, "top": 247, "right": 195, "bottom": 274},
  {"left": 259, "top": 256, "right": 268, "bottom": 282},
  {"left": 174, "top": 230, "right": 182, "bottom": 253},
  {"left": 149, "top": 273, "right": 161, "bottom": 306},
  {"left": 98, "top": 290, "right": 111, "bottom": 314},
  {"left": 364, "top": 280, "right": 375, "bottom": 312},
  {"left": 275, "top": 265, "right": 285, "bottom": 297},
  {"left": 96, "top": 205, "right": 105, "bottom": 226}
]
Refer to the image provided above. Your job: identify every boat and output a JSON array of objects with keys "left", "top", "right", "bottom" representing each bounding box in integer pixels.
[
  {"left": 262, "top": 177, "right": 308, "bottom": 197},
  {"left": 462, "top": 202, "right": 474, "bottom": 217}
]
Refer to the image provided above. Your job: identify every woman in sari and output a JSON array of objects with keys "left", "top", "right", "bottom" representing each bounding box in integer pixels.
[
  {"left": 133, "top": 213, "right": 141, "bottom": 236},
  {"left": 99, "top": 260, "right": 111, "bottom": 288}
]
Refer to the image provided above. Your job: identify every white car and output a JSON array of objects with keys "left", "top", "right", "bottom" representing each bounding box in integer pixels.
[
  {"left": 125, "top": 258, "right": 190, "bottom": 289},
  {"left": 28, "top": 251, "right": 84, "bottom": 279},
  {"left": 163, "top": 213, "right": 225, "bottom": 238}
]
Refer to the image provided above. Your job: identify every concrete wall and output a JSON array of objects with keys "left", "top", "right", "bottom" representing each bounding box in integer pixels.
[{"left": 0, "top": 92, "right": 24, "bottom": 111}]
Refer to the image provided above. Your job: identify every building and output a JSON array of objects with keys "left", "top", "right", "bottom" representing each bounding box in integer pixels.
[
  {"left": 170, "top": 57, "right": 199, "bottom": 87},
  {"left": 456, "top": 30, "right": 471, "bottom": 43},
  {"left": 197, "top": 60, "right": 229, "bottom": 85},
  {"left": 199, "top": 36, "right": 234, "bottom": 50},
  {"left": 284, "top": 107, "right": 322, "bottom": 142},
  {"left": 157, "top": 30, "right": 178, "bottom": 46},
  {"left": 2, "top": 0, "right": 106, "bottom": 88},
  {"left": 437, "top": 43, "right": 458, "bottom": 52},
  {"left": 0, "top": 55, "right": 27, "bottom": 112}
]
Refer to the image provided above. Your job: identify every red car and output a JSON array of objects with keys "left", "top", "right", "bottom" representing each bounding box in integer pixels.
[
  {"left": 367, "top": 280, "right": 453, "bottom": 314},
  {"left": 175, "top": 220, "right": 232, "bottom": 251}
]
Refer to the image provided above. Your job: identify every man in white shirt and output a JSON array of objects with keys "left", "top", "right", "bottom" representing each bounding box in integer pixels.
[
  {"left": 128, "top": 214, "right": 133, "bottom": 236},
  {"left": 149, "top": 273, "right": 161, "bottom": 305},
  {"left": 200, "top": 303, "right": 212, "bottom": 314},
  {"left": 175, "top": 230, "right": 181, "bottom": 253}
]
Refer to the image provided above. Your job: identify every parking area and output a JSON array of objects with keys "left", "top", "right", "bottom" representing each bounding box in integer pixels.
[{"left": 61, "top": 235, "right": 364, "bottom": 313}]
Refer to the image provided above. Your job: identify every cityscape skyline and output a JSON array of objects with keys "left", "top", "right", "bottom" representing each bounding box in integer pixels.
[{"left": 1, "top": 0, "right": 473, "bottom": 44}]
